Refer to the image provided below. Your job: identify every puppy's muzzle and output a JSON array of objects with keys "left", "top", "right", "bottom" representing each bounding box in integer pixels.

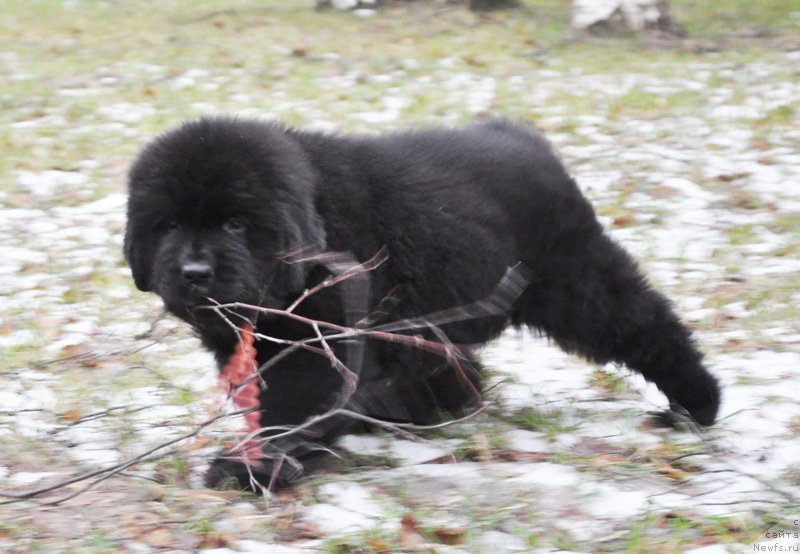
[{"left": 181, "top": 261, "right": 214, "bottom": 287}]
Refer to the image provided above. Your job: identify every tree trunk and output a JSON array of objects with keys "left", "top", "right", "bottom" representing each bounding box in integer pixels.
[
  {"left": 317, "top": 0, "right": 379, "bottom": 10},
  {"left": 571, "top": 0, "right": 684, "bottom": 36},
  {"left": 470, "top": 0, "right": 520, "bottom": 12}
]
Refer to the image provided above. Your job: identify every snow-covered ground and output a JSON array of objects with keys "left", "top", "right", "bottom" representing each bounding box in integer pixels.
[{"left": 1, "top": 29, "right": 798, "bottom": 552}]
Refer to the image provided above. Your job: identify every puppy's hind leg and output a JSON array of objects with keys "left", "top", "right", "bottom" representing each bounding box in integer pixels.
[{"left": 517, "top": 230, "right": 721, "bottom": 426}]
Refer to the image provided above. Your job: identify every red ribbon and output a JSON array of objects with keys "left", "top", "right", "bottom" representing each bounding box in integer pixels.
[{"left": 220, "top": 324, "right": 263, "bottom": 464}]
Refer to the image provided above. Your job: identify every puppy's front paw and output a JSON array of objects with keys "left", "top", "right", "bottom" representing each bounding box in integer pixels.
[{"left": 204, "top": 455, "right": 304, "bottom": 492}]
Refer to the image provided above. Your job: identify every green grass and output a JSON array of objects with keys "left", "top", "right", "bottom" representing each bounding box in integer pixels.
[
  {"left": 588, "top": 368, "right": 631, "bottom": 395},
  {"left": 672, "top": 0, "right": 800, "bottom": 36},
  {"left": 509, "top": 405, "right": 576, "bottom": 438},
  {"left": 727, "top": 224, "right": 758, "bottom": 246},
  {"left": 1, "top": 1, "right": 799, "bottom": 552}
]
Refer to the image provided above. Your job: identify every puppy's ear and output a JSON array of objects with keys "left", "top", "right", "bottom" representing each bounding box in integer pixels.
[
  {"left": 278, "top": 211, "right": 327, "bottom": 293},
  {"left": 123, "top": 232, "right": 153, "bottom": 291},
  {"left": 297, "top": 211, "right": 327, "bottom": 253}
]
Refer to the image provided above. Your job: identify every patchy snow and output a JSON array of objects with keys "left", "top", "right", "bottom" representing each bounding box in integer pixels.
[
  {"left": 8, "top": 471, "right": 59, "bottom": 486},
  {"left": 505, "top": 429, "right": 551, "bottom": 453},
  {"left": 483, "top": 331, "right": 604, "bottom": 409},
  {"left": 317, "top": 482, "right": 386, "bottom": 518},
  {"left": 506, "top": 462, "right": 581, "bottom": 488},
  {"left": 389, "top": 439, "right": 456, "bottom": 465},
  {"left": 235, "top": 541, "right": 324, "bottom": 553},
  {"left": 582, "top": 484, "right": 650, "bottom": 519},
  {"left": 472, "top": 531, "right": 528, "bottom": 552},
  {"left": 337, "top": 433, "right": 387, "bottom": 455},
  {"left": 304, "top": 502, "right": 383, "bottom": 534},
  {"left": 16, "top": 170, "right": 88, "bottom": 196},
  {"left": 684, "top": 546, "right": 731, "bottom": 554},
  {"left": 1, "top": 43, "right": 799, "bottom": 553}
]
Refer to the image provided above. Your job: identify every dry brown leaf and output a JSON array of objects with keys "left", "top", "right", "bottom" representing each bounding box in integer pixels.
[
  {"left": 590, "top": 453, "right": 628, "bottom": 468},
  {"left": 197, "top": 530, "right": 232, "bottom": 549},
  {"left": 650, "top": 185, "right": 683, "bottom": 198},
  {"left": 612, "top": 210, "right": 637, "bottom": 228},
  {"left": 657, "top": 464, "right": 689, "bottom": 481},
  {"left": 716, "top": 172, "right": 750, "bottom": 183},
  {"left": 365, "top": 536, "right": 392, "bottom": 553},
  {"left": 122, "top": 512, "right": 160, "bottom": 537},
  {"left": 398, "top": 513, "right": 426, "bottom": 549},
  {"left": 433, "top": 526, "right": 467, "bottom": 546},
  {"left": 184, "top": 435, "right": 211, "bottom": 451},
  {"left": 503, "top": 451, "right": 549, "bottom": 462},
  {"left": 59, "top": 344, "right": 89, "bottom": 359},
  {"left": 34, "top": 316, "right": 61, "bottom": 345},
  {"left": 176, "top": 488, "right": 236, "bottom": 503},
  {"left": 59, "top": 407, "right": 83, "bottom": 422},
  {"left": 291, "top": 45, "right": 309, "bottom": 57},
  {"left": 143, "top": 526, "right": 175, "bottom": 548},
  {"left": 473, "top": 433, "right": 493, "bottom": 462},
  {"left": 273, "top": 487, "right": 300, "bottom": 503},
  {"left": 79, "top": 356, "right": 99, "bottom": 368}
]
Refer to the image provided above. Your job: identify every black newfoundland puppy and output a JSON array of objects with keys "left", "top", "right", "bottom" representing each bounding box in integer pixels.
[{"left": 124, "top": 117, "right": 720, "bottom": 490}]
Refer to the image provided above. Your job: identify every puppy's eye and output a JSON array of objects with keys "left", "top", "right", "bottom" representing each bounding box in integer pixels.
[
  {"left": 223, "top": 217, "right": 246, "bottom": 233},
  {"left": 158, "top": 219, "right": 181, "bottom": 232}
]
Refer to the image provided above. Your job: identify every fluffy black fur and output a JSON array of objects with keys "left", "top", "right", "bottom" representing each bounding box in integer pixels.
[{"left": 124, "top": 117, "right": 721, "bottom": 489}]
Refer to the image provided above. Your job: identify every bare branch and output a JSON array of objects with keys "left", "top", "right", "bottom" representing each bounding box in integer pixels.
[
  {"left": 285, "top": 245, "right": 389, "bottom": 314},
  {"left": 0, "top": 409, "right": 248, "bottom": 506},
  {"left": 1, "top": 259, "right": 528, "bottom": 504}
]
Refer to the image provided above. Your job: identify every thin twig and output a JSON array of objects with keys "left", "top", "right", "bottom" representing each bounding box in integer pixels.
[
  {"left": 48, "top": 405, "right": 155, "bottom": 435},
  {"left": 285, "top": 245, "right": 389, "bottom": 314},
  {"left": 0, "top": 409, "right": 247, "bottom": 505},
  {"left": 3, "top": 260, "right": 526, "bottom": 505}
]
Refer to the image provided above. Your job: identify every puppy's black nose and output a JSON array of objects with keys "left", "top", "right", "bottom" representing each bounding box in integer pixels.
[{"left": 181, "top": 262, "right": 213, "bottom": 285}]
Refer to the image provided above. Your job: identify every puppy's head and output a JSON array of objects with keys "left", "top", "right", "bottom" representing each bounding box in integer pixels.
[{"left": 124, "top": 117, "right": 325, "bottom": 327}]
